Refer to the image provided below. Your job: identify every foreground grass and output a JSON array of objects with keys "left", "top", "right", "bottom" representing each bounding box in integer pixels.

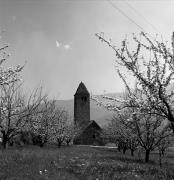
[{"left": 0, "top": 145, "right": 174, "bottom": 180}]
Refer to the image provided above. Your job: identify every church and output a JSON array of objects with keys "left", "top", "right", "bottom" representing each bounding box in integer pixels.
[{"left": 73, "top": 82, "right": 103, "bottom": 145}]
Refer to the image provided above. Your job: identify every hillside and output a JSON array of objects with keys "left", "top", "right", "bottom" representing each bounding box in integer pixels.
[{"left": 55, "top": 93, "right": 123, "bottom": 127}]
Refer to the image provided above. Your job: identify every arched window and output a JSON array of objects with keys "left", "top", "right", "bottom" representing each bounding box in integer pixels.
[{"left": 81, "top": 96, "right": 87, "bottom": 102}]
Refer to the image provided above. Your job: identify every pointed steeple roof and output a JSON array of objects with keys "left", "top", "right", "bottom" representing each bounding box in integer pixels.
[{"left": 75, "top": 82, "right": 89, "bottom": 95}]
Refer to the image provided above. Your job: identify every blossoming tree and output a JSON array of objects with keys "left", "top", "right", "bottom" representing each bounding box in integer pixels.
[{"left": 96, "top": 32, "right": 174, "bottom": 133}]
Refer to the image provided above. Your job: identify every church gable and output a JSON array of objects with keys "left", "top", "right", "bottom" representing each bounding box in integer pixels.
[{"left": 84, "top": 120, "right": 101, "bottom": 131}]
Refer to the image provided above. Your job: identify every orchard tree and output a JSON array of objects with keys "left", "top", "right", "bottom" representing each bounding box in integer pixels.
[
  {"left": 93, "top": 87, "right": 172, "bottom": 162},
  {"left": 0, "top": 82, "right": 24, "bottom": 148},
  {"left": 158, "top": 136, "right": 172, "bottom": 156},
  {"left": 0, "top": 83, "right": 47, "bottom": 148},
  {"left": 0, "top": 39, "right": 24, "bottom": 148},
  {"left": 104, "top": 105, "right": 172, "bottom": 162},
  {"left": 30, "top": 99, "right": 57, "bottom": 147},
  {"left": 113, "top": 109, "right": 139, "bottom": 156},
  {"left": 64, "top": 122, "right": 81, "bottom": 146},
  {"left": 50, "top": 108, "right": 70, "bottom": 148},
  {"left": 130, "top": 112, "right": 172, "bottom": 163},
  {"left": 96, "top": 32, "right": 174, "bottom": 132},
  {"left": 103, "top": 110, "right": 138, "bottom": 155},
  {"left": 30, "top": 99, "right": 73, "bottom": 147},
  {"left": 158, "top": 136, "right": 172, "bottom": 167},
  {"left": 101, "top": 125, "right": 118, "bottom": 146}
]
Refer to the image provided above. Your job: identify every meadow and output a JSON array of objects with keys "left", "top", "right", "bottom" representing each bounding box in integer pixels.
[{"left": 0, "top": 145, "right": 174, "bottom": 180}]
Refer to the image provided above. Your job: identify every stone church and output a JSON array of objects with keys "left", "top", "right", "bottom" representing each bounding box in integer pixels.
[{"left": 73, "top": 82, "right": 103, "bottom": 145}]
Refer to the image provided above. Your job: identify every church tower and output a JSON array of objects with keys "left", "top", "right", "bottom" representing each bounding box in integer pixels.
[{"left": 74, "top": 82, "right": 90, "bottom": 128}]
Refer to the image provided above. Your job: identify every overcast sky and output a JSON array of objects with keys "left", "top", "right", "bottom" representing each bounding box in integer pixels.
[{"left": 0, "top": 0, "right": 174, "bottom": 99}]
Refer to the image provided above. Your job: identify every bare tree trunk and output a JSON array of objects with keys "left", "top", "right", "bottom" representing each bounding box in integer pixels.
[
  {"left": 66, "top": 139, "right": 71, "bottom": 146},
  {"left": 123, "top": 147, "right": 127, "bottom": 154},
  {"left": 161, "top": 149, "right": 165, "bottom": 156},
  {"left": 58, "top": 142, "right": 61, "bottom": 148},
  {"left": 169, "top": 119, "right": 174, "bottom": 133},
  {"left": 118, "top": 143, "right": 121, "bottom": 152},
  {"left": 57, "top": 139, "right": 63, "bottom": 148},
  {"left": 2, "top": 132, "right": 8, "bottom": 149},
  {"left": 145, "top": 150, "right": 150, "bottom": 163},
  {"left": 131, "top": 149, "right": 134, "bottom": 156},
  {"left": 159, "top": 150, "right": 162, "bottom": 167},
  {"left": 40, "top": 136, "right": 47, "bottom": 147}
]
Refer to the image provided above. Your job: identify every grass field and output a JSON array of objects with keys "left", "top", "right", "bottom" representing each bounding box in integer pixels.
[{"left": 0, "top": 145, "right": 174, "bottom": 180}]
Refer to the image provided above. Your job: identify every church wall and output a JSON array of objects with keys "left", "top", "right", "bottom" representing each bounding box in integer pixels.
[{"left": 73, "top": 124, "right": 104, "bottom": 146}]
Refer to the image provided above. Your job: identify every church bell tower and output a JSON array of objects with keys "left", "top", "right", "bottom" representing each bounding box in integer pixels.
[{"left": 74, "top": 82, "right": 90, "bottom": 128}]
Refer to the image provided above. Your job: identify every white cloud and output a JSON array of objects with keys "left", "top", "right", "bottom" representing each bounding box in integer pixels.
[
  {"left": 56, "top": 41, "right": 72, "bottom": 50},
  {"left": 64, "top": 44, "right": 71, "bottom": 50},
  {"left": 56, "top": 41, "right": 61, "bottom": 48}
]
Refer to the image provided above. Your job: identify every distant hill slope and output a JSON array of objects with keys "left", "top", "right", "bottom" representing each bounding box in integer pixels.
[{"left": 55, "top": 93, "right": 123, "bottom": 127}]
